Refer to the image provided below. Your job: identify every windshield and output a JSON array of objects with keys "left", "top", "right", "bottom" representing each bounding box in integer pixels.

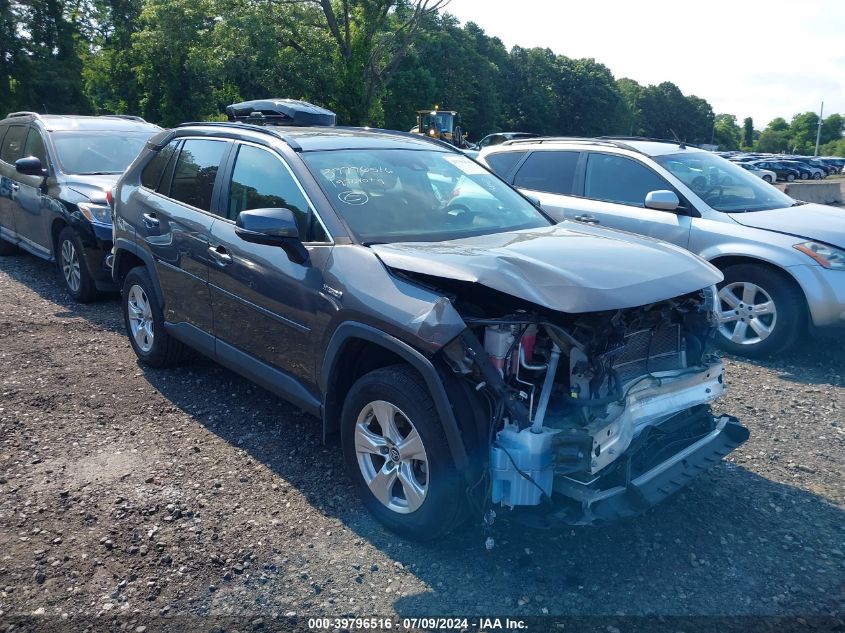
[
  {"left": 301, "top": 149, "right": 549, "bottom": 243},
  {"left": 52, "top": 131, "right": 154, "bottom": 175},
  {"left": 654, "top": 151, "right": 796, "bottom": 213},
  {"left": 421, "top": 112, "right": 454, "bottom": 134}
]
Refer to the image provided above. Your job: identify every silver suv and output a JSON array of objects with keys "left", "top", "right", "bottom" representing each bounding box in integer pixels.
[{"left": 479, "top": 138, "right": 845, "bottom": 357}]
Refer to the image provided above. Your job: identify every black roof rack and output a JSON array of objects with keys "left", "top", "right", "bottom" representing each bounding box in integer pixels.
[
  {"left": 334, "top": 126, "right": 462, "bottom": 153},
  {"left": 225, "top": 98, "right": 336, "bottom": 127},
  {"left": 6, "top": 111, "right": 39, "bottom": 119},
  {"left": 502, "top": 136, "right": 646, "bottom": 155},
  {"left": 599, "top": 136, "right": 699, "bottom": 150},
  {"left": 174, "top": 121, "right": 304, "bottom": 151}
]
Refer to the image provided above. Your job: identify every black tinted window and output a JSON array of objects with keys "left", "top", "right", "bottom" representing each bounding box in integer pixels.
[
  {"left": 169, "top": 139, "right": 227, "bottom": 212},
  {"left": 141, "top": 141, "right": 179, "bottom": 191},
  {"left": 23, "top": 129, "right": 47, "bottom": 165},
  {"left": 228, "top": 145, "right": 327, "bottom": 241},
  {"left": 584, "top": 154, "right": 670, "bottom": 206},
  {"left": 484, "top": 151, "right": 526, "bottom": 180},
  {"left": 514, "top": 151, "right": 580, "bottom": 195},
  {"left": 0, "top": 126, "right": 27, "bottom": 164}
]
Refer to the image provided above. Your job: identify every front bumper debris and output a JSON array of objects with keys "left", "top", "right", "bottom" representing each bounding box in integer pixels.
[{"left": 551, "top": 414, "right": 749, "bottom": 525}]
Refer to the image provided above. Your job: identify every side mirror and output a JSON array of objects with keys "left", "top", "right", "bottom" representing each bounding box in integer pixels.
[
  {"left": 16, "top": 156, "right": 45, "bottom": 177},
  {"left": 235, "top": 207, "right": 308, "bottom": 265},
  {"left": 644, "top": 190, "right": 680, "bottom": 211}
]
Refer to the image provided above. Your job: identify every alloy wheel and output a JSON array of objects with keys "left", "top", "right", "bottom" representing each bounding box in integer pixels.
[
  {"left": 718, "top": 282, "right": 777, "bottom": 346},
  {"left": 60, "top": 239, "right": 81, "bottom": 293},
  {"left": 127, "top": 284, "right": 155, "bottom": 353},
  {"left": 354, "top": 400, "right": 429, "bottom": 514}
]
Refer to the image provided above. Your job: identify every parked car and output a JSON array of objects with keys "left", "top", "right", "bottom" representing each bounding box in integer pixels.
[
  {"left": 479, "top": 137, "right": 845, "bottom": 358},
  {"left": 780, "top": 159, "right": 823, "bottom": 180},
  {"left": 0, "top": 112, "right": 161, "bottom": 300},
  {"left": 747, "top": 159, "right": 801, "bottom": 182},
  {"left": 110, "top": 99, "right": 747, "bottom": 539},
  {"left": 737, "top": 162, "right": 777, "bottom": 183}
]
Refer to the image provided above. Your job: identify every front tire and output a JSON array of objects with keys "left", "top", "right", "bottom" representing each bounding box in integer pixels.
[
  {"left": 786, "top": 173, "right": 795, "bottom": 182},
  {"left": 57, "top": 227, "right": 97, "bottom": 302},
  {"left": 121, "top": 267, "right": 185, "bottom": 368},
  {"left": 715, "top": 264, "right": 805, "bottom": 358},
  {"left": 341, "top": 365, "right": 466, "bottom": 540},
  {"left": 762, "top": 175, "right": 773, "bottom": 184},
  {"left": 813, "top": 172, "right": 822, "bottom": 180}
]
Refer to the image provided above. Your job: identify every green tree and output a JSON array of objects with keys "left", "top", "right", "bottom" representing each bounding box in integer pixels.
[
  {"left": 13, "top": 0, "right": 91, "bottom": 114},
  {"left": 713, "top": 113, "right": 741, "bottom": 150},
  {"left": 277, "top": 0, "right": 450, "bottom": 125},
  {"left": 788, "top": 111, "right": 820, "bottom": 154},
  {"left": 742, "top": 117, "right": 754, "bottom": 149},
  {"left": 820, "top": 113, "right": 844, "bottom": 145},
  {"left": 757, "top": 128, "right": 790, "bottom": 153}
]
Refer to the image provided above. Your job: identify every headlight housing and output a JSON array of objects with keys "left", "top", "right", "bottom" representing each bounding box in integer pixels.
[
  {"left": 77, "top": 202, "right": 113, "bottom": 224},
  {"left": 794, "top": 241, "right": 845, "bottom": 270}
]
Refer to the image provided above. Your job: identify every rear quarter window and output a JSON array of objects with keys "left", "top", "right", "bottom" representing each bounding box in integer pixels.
[
  {"left": 141, "top": 141, "right": 179, "bottom": 191},
  {"left": 513, "top": 150, "right": 580, "bottom": 195},
  {"left": 0, "top": 126, "right": 27, "bottom": 164},
  {"left": 484, "top": 151, "right": 526, "bottom": 180}
]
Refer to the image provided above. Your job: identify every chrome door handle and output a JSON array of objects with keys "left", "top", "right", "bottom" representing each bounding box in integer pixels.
[
  {"left": 208, "top": 245, "right": 232, "bottom": 265},
  {"left": 10, "top": 183, "right": 19, "bottom": 191},
  {"left": 142, "top": 213, "right": 159, "bottom": 230},
  {"left": 573, "top": 214, "right": 599, "bottom": 224}
]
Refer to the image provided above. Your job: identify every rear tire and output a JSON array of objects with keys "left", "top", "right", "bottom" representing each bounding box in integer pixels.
[
  {"left": 57, "top": 227, "right": 97, "bottom": 302},
  {"left": 786, "top": 174, "right": 795, "bottom": 182},
  {"left": 715, "top": 264, "right": 805, "bottom": 358},
  {"left": 121, "top": 266, "right": 186, "bottom": 368},
  {"left": 762, "top": 175, "right": 773, "bottom": 184},
  {"left": 800, "top": 172, "right": 808, "bottom": 180},
  {"left": 341, "top": 365, "right": 467, "bottom": 540},
  {"left": 813, "top": 172, "right": 822, "bottom": 180}
]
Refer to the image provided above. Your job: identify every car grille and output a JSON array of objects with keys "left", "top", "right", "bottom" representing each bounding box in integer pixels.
[{"left": 613, "top": 324, "right": 686, "bottom": 384}]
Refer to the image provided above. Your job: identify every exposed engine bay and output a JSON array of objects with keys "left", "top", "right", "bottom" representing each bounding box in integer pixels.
[{"left": 436, "top": 283, "right": 748, "bottom": 524}]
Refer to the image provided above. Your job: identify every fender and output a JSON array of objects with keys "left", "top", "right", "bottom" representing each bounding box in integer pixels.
[
  {"left": 321, "top": 321, "right": 469, "bottom": 474},
  {"left": 112, "top": 237, "right": 165, "bottom": 306}
]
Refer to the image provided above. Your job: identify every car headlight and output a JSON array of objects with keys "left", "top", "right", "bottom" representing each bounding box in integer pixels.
[
  {"left": 77, "top": 202, "right": 113, "bottom": 224},
  {"left": 794, "top": 241, "right": 845, "bottom": 270}
]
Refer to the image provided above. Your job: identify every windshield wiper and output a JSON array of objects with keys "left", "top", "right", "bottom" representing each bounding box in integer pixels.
[
  {"left": 790, "top": 201, "right": 807, "bottom": 207},
  {"left": 77, "top": 171, "right": 121, "bottom": 176}
]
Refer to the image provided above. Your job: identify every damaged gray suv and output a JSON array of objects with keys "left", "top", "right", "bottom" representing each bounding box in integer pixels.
[{"left": 111, "top": 99, "right": 748, "bottom": 539}]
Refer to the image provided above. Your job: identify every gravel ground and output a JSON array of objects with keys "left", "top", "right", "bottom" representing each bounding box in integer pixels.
[{"left": 0, "top": 253, "right": 844, "bottom": 631}]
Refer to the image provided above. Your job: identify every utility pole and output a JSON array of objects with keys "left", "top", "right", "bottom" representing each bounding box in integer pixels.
[{"left": 814, "top": 101, "right": 824, "bottom": 156}]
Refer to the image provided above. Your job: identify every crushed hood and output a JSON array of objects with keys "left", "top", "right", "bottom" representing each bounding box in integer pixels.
[
  {"left": 371, "top": 224, "right": 723, "bottom": 313},
  {"left": 729, "top": 203, "right": 845, "bottom": 248},
  {"left": 65, "top": 174, "right": 119, "bottom": 203}
]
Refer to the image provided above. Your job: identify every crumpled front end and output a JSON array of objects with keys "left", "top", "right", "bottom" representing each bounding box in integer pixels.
[{"left": 438, "top": 284, "right": 748, "bottom": 524}]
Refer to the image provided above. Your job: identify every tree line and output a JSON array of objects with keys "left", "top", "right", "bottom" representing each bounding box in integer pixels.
[{"left": 2, "top": 0, "right": 843, "bottom": 156}]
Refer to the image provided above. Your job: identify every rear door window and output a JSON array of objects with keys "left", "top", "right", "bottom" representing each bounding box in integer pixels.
[
  {"left": 513, "top": 150, "right": 580, "bottom": 195},
  {"left": 584, "top": 153, "right": 671, "bottom": 207},
  {"left": 168, "top": 139, "right": 228, "bottom": 212},
  {"left": 0, "top": 126, "right": 27, "bottom": 164},
  {"left": 484, "top": 151, "right": 526, "bottom": 181}
]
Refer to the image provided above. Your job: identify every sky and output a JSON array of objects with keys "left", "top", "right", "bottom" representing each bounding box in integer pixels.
[{"left": 444, "top": 0, "right": 845, "bottom": 129}]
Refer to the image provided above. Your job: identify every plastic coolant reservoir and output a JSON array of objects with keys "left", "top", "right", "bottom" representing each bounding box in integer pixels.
[{"left": 491, "top": 424, "right": 559, "bottom": 507}]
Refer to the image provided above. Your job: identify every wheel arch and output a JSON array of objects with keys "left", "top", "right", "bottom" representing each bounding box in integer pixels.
[
  {"left": 112, "top": 238, "right": 164, "bottom": 306},
  {"left": 50, "top": 217, "right": 69, "bottom": 258},
  {"left": 708, "top": 254, "right": 810, "bottom": 325},
  {"left": 320, "top": 322, "right": 469, "bottom": 474}
]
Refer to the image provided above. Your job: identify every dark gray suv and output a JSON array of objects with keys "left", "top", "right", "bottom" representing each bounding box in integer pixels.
[
  {"left": 111, "top": 99, "right": 747, "bottom": 539},
  {"left": 0, "top": 112, "right": 160, "bottom": 300}
]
